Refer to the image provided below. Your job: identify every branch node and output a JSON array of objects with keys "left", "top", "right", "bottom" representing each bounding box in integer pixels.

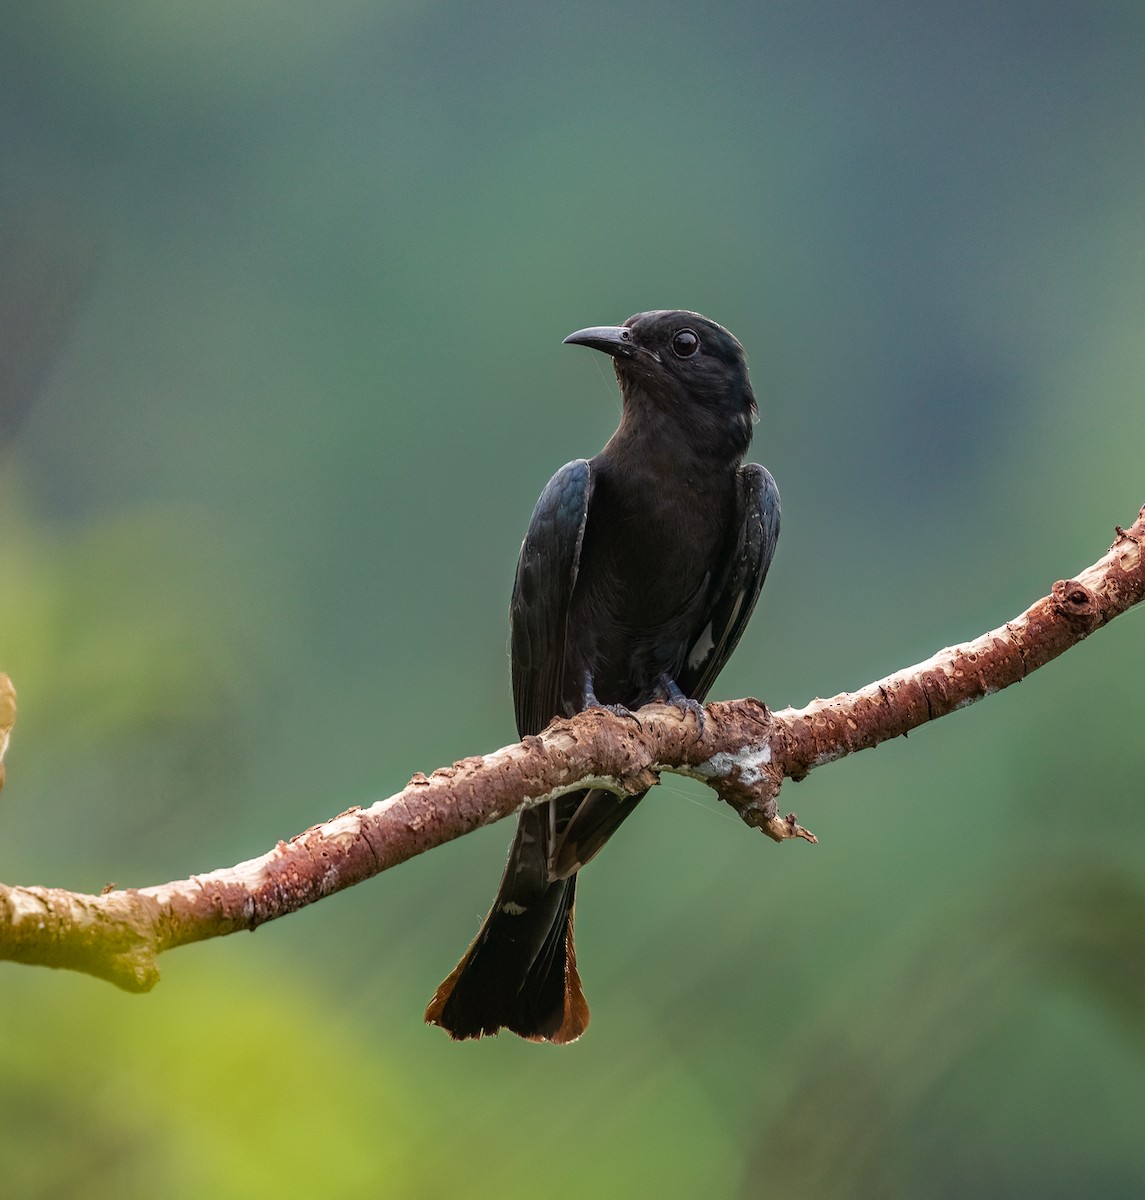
[
  {"left": 754, "top": 808, "right": 817, "bottom": 844},
  {"left": 1051, "top": 578, "right": 1099, "bottom": 623}
]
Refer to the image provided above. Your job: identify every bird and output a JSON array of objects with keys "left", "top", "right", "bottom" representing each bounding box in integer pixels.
[{"left": 424, "top": 310, "right": 780, "bottom": 1043}]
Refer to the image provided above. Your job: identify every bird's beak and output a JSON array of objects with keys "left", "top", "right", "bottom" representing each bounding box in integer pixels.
[{"left": 562, "top": 325, "right": 637, "bottom": 359}]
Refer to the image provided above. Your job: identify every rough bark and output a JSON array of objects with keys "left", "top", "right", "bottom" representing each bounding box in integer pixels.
[{"left": 0, "top": 508, "right": 1141, "bottom": 991}]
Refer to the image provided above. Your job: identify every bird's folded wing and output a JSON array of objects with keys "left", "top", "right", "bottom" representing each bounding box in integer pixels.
[
  {"left": 680, "top": 463, "right": 781, "bottom": 701},
  {"left": 510, "top": 458, "right": 593, "bottom": 739}
]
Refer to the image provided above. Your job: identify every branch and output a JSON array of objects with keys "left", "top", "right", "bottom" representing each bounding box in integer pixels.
[{"left": 2, "top": 508, "right": 1142, "bottom": 991}]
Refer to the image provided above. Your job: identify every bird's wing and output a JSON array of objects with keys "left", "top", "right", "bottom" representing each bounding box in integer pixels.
[
  {"left": 679, "top": 463, "right": 780, "bottom": 702},
  {"left": 510, "top": 458, "right": 593, "bottom": 737}
]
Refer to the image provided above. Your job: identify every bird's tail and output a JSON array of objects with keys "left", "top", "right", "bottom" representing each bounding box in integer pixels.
[{"left": 424, "top": 805, "right": 590, "bottom": 1043}]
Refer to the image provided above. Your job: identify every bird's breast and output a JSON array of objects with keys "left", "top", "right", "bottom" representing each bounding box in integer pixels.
[{"left": 564, "top": 462, "right": 738, "bottom": 706}]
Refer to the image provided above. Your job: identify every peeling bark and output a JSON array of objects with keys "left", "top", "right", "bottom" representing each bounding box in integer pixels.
[{"left": 1, "top": 507, "right": 1142, "bottom": 991}]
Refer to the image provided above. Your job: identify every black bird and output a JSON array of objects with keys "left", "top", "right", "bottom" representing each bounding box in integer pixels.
[{"left": 425, "top": 310, "right": 780, "bottom": 1042}]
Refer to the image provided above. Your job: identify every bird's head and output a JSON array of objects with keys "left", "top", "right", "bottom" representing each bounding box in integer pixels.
[{"left": 563, "top": 310, "right": 757, "bottom": 458}]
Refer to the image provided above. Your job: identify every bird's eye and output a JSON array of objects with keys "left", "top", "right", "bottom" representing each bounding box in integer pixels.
[{"left": 671, "top": 329, "right": 699, "bottom": 358}]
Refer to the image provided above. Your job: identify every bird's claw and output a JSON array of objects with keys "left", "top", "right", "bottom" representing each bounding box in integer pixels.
[
  {"left": 588, "top": 700, "right": 641, "bottom": 725},
  {"left": 659, "top": 675, "right": 706, "bottom": 734},
  {"left": 674, "top": 696, "right": 706, "bottom": 734},
  {"left": 583, "top": 674, "right": 641, "bottom": 725}
]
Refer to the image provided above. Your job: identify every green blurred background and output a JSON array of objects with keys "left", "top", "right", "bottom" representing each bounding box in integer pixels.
[{"left": 2, "top": 2, "right": 1144, "bottom": 1196}]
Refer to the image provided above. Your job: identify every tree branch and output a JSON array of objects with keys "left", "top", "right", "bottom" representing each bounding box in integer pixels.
[{"left": 2, "top": 507, "right": 1142, "bottom": 991}]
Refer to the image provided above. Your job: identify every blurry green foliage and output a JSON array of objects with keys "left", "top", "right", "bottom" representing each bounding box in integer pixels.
[
  {"left": 0, "top": 473, "right": 258, "bottom": 753},
  {"left": 0, "top": 959, "right": 447, "bottom": 1199},
  {"left": 758, "top": 869, "right": 1145, "bottom": 1199},
  {"left": 2, "top": 0, "right": 1144, "bottom": 1196}
]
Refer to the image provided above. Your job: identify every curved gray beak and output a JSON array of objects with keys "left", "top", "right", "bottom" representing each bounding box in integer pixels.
[{"left": 562, "top": 325, "right": 636, "bottom": 358}]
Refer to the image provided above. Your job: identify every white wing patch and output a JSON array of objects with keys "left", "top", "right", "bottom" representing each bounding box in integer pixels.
[{"left": 687, "top": 621, "right": 715, "bottom": 670}]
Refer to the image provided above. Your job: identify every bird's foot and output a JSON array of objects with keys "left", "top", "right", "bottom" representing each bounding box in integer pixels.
[
  {"left": 659, "top": 675, "right": 706, "bottom": 734},
  {"left": 583, "top": 677, "right": 641, "bottom": 725},
  {"left": 587, "top": 699, "right": 640, "bottom": 724}
]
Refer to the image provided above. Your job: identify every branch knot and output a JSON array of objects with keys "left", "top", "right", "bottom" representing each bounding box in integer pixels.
[{"left": 1051, "top": 578, "right": 1099, "bottom": 624}]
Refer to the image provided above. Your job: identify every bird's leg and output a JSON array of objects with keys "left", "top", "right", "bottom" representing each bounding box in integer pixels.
[
  {"left": 658, "top": 674, "right": 706, "bottom": 734},
  {"left": 583, "top": 672, "right": 638, "bottom": 722}
]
